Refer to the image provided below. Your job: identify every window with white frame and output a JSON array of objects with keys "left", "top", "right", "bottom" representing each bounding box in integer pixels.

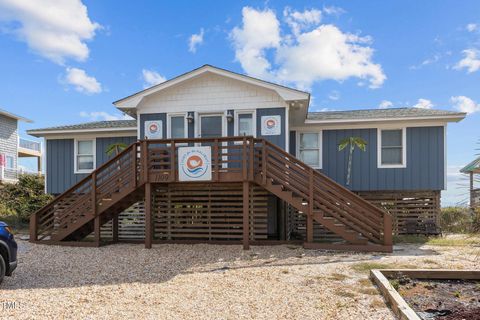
[
  {"left": 5, "top": 155, "right": 14, "bottom": 169},
  {"left": 378, "top": 128, "right": 406, "bottom": 167},
  {"left": 235, "top": 112, "right": 255, "bottom": 137},
  {"left": 75, "top": 139, "right": 95, "bottom": 173},
  {"left": 168, "top": 114, "right": 187, "bottom": 139},
  {"left": 298, "top": 132, "right": 322, "bottom": 168}
]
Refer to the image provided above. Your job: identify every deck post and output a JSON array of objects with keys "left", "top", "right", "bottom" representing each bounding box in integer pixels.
[
  {"left": 141, "top": 140, "right": 148, "bottom": 184},
  {"left": 242, "top": 181, "right": 250, "bottom": 250},
  {"left": 306, "top": 169, "right": 314, "bottom": 243},
  {"left": 112, "top": 215, "right": 119, "bottom": 243},
  {"left": 94, "top": 215, "right": 101, "bottom": 247},
  {"left": 92, "top": 172, "right": 101, "bottom": 247},
  {"left": 145, "top": 183, "right": 153, "bottom": 249},
  {"left": 29, "top": 213, "right": 37, "bottom": 242},
  {"left": 262, "top": 142, "right": 267, "bottom": 185},
  {"left": 213, "top": 139, "right": 219, "bottom": 181},
  {"left": 470, "top": 172, "right": 474, "bottom": 210},
  {"left": 249, "top": 137, "right": 254, "bottom": 180},
  {"left": 383, "top": 213, "right": 393, "bottom": 246}
]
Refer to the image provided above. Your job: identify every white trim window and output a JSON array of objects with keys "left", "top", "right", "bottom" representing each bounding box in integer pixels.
[
  {"left": 234, "top": 110, "right": 256, "bottom": 137},
  {"left": 167, "top": 113, "right": 188, "bottom": 139},
  {"left": 5, "top": 155, "right": 14, "bottom": 169},
  {"left": 378, "top": 128, "right": 406, "bottom": 168},
  {"left": 74, "top": 139, "right": 96, "bottom": 173},
  {"left": 297, "top": 132, "right": 322, "bottom": 169}
]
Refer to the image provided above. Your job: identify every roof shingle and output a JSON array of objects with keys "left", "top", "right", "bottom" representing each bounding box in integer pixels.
[
  {"left": 307, "top": 108, "right": 466, "bottom": 121},
  {"left": 28, "top": 120, "right": 137, "bottom": 133}
]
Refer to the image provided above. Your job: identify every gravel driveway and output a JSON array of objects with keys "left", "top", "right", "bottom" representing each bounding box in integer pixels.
[{"left": 1, "top": 240, "right": 478, "bottom": 319}]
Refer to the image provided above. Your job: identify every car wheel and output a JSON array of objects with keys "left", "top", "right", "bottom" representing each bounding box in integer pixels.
[{"left": 0, "top": 254, "right": 5, "bottom": 284}]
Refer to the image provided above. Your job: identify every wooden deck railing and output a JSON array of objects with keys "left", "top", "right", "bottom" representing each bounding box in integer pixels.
[{"left": 30, "top": 136, "right": 392, "bottom": 247}]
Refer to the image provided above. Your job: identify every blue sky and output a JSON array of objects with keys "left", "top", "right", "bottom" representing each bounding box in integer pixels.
[{"left": 0, "top": 0, "right": 479, "bottom": 205}]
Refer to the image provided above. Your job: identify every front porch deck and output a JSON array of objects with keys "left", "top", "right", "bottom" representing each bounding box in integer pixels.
[{"left": 30, "top": 136, "right": 393, "bottom": 252}]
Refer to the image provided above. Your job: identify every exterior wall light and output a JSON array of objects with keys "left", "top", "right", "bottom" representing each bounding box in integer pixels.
[
  {"left": 187, "top": 112, "right": 194, "bottom": 124},
  {"left": 226, "top": 111, "right": 234, "bottom": 123}
]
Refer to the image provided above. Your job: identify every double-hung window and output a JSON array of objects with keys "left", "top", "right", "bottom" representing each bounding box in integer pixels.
[
  {"left": 168, "top": 114, "right": 187, "bottom": 139},
  {"left": 378, "top": 128, "right": 406, "bottom": 168},
  {"left": 235, "top": 111, "right": 255, "bottom": 137},
  {"left": 298, "top": 132, "right": 322, "bottom": 168},
  {"left": 75, "top": 139, "right": 95, "bottom": 173}
]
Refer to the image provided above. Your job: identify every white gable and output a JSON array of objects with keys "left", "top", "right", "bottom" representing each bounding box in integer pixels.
[
  {"left": 137, "top": 72, "right": 288, "bottom": 114},
  {"left": 114, "top": 65, "right": 309, "bottom": 113}
]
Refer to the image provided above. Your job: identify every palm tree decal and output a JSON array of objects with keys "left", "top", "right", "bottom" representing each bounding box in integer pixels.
[
  {"left": 106, "top": 143, "right": 128, "bottom": 157},
  {"left": 338, "top": 137, "right": 367, "bottom": 186}
]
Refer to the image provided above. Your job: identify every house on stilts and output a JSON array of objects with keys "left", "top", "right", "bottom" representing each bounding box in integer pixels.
[{"left": 28, "top": 65, "right": 466, "bottom": 252}]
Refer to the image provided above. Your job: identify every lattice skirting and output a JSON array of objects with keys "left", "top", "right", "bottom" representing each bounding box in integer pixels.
[
  {"left": 99, "top": 183, "right": 269, "bottom": 242},
  {"left": 152, "top": 183, "right": 268, "bottom": 241},
  {"left": 357, "top": 190, "right": 441, "bottom": 235}
]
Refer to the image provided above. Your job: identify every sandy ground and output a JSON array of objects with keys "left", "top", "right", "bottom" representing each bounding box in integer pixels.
[{"left": 0, "top": 240, "right": 478, "bottom": 320}]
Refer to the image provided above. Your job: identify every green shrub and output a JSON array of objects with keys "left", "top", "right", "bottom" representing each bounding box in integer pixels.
[
  {"left": 439, "top": 207, "right": 474, "bottom": 233},
  {"left": 473, "top": 208, "right": 480, "bottom": 233},
  {"left": 0, "top": 174, "right": 53, "bottom": 225}
]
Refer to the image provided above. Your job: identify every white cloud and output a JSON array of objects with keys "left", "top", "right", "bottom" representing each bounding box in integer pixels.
[
  {"left": 188, "top": 28, "right": 204, "bottom": 53},
  {"left": 322, "top": 6, "right": 345, "bottom": 16},
  {"left": 80, "top": 111, "right": 133, "bottom": 121},
  {"left": 450, "top": 95, "right": 480, "bottom": 114},
  {"left": 230, "top": 7, "right": 281, "bottom": 81},
  {"left": 410, "top": 98, "right": 434, "bottom": 109},
  {"left": 0, "top": 0, "right": 100, "bottom": 64},
  {"left": 378, "top": 100, "right": 393, "bottom": 109},
  {"left": 64, "top": 67, "right": 102, "bottom": 94},
  {"left": 466, "top": 23, "right": 478, "bottom": 32},
  {"left": 454, "top": 49, "right": 480, "bottom": 73},
  {"left": 142, "top": 69, "right": 166, "bottom": 88},
  {"left": 409, "top": 54, "right": 441, "bottom": 70},
  {"left": 284, "top": 7, "right": 322, "bottom": 36},
  {"left": 230, "top": 7, "right": 385, "bottom": 90},
  {"left": 328, "top": 90, "right": 340, "bottom": 101}
]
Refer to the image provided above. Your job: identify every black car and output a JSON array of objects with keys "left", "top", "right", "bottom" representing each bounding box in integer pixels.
[{"left": 0, "top": 221, "right": 18, "bottom": 283}]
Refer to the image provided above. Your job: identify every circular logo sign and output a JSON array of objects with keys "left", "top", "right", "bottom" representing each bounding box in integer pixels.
[
  {"left": 181, "top": 150, "right": 209, "bottom": 178},
  {"left": 266, "top": 118, "right": 276, "bottom": 129},
  {"left": 148, "top": 123, "right": 159, "bottom": 135}
]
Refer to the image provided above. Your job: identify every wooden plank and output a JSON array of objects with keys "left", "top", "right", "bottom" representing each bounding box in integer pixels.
[
  {"left": 243, "top": 181, "right": 250, "bottom": 250},
  {"left": 145, "top": 183, "right": 152, "bottom": 249},
  {"left": 370, "top": 269, "right": 421, "bottom": 320}
]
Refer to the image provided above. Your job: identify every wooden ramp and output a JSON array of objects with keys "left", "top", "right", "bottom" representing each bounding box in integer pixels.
[{"left": 30, "top": 137, "right": 392, "bottom": 252}]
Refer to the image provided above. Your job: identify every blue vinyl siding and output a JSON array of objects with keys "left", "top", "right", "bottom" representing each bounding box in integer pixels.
[
  {"left": 320, "top": 126, "right": 444, "bottom": 191},
  {"left": 256, "top": 107, "right": 286, "bottom": 150},
  {"left": 139, "top": 113, "right": 166, "bottom": 139},
  {"left": 46, "top": 136, "right": 137, "bottom": 194},
  {"left": 96, "top": 136, "right": 137, "bottom": 166}
]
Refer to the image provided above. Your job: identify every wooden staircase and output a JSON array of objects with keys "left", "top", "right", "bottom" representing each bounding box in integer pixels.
[
  {"left": 30, "top": 137, "right": 392, "bottom": 252},
  {"left": 30, "top": 142, "right": 143, "bottom": 244},
  {"left": 255, "top": 140, "right": 391, "bottom": 250}
]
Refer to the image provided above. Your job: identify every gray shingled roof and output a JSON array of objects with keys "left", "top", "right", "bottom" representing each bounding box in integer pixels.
[
  {"left": 307, "top": 108, "right": 466, "bottom": 121},
  {"left": 28, "top": 120, "right": 137, "bottom": 133}
]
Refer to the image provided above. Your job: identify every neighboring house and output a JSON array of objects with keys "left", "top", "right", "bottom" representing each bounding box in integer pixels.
[
  {"left": 28, "top": 65, "right": 465, "bottom": 251},
  {"left": 460, "top": 157, "right": 480, "bottom": 209},
  {"left": 0, "top": 108, "right": 42, "bottom": 182}
]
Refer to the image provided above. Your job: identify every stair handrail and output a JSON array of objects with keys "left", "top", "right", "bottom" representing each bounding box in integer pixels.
[
  {"left": 258, "top": 139, "right": 392, "bottom": 245},
  {"left": 260, "top": 139, "right": 388, "bottom": 216}
]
